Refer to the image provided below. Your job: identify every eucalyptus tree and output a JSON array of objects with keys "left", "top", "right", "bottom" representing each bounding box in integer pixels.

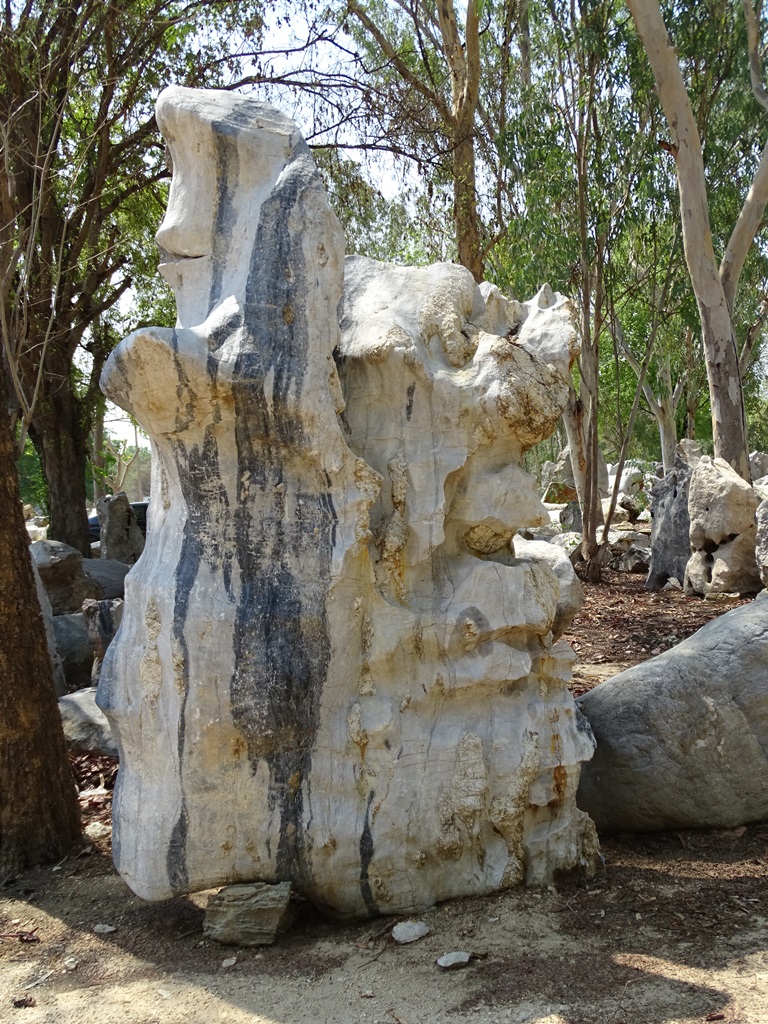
[
  {"left": 627, "top": 0, "right": 768, "bottom": 480},
  {"left": 0, "top": 0, "right": 266, "bottom": 552},
  {"left": 258, "top": 0, "right": 530, "bottom": 282}
]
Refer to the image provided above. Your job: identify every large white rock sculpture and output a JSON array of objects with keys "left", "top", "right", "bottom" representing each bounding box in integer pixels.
[{"left": 98, "top": 86, "right": 598, "bottom": 918}]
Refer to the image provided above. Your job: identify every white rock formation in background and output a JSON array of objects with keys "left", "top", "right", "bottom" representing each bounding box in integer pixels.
[
  {"left": 684, "top": 456, "right": 761, "bottom": 596},
  {"left": 98, "top": 86, "right": 598, "bottom": 918}
]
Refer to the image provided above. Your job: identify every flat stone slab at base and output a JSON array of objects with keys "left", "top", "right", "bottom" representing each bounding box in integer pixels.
[{"left": 204, "top": 882, "right": 296, "bottom": 947}]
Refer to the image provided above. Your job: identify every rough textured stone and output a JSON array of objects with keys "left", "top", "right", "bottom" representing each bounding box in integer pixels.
[
  {"left": 82, "top": 599, "right": 123, "bottom": 684},
  {"left": 97, "top": 492, "right": 144, "bottom": 564},
  {"left": 82, "top": 559, "right": 131, "bottom": 599},
  {"left": 97, "top": 86, "right": 598, "bottom": 917},
  {"left": 750, "top": 450, "right": 768, "bottom": 480},
  {"left": 31, "top": 540, "right": 101, "bottom": 614},
  {"left": 513, "top": 536, "right": 583, "bottom": 639},
  {"left": 756, "top": 499, "right": 768, "bottom": 589},
  {"left": 32, "top": 560, "right": 67, "bottom": 696},
  {"left": 577, "top": 598, "right": 768, "bottom": 832},
  {"left": 543, "top": 446, "right": 609, "bottom": 503},
  {"left": 611, "top": 545, "right": 650, "bottom": 574},
  {"left": 204, "top": 882, "right": 296, "bottom": 947},
  {"left": 684, "top": 456, "right": 761, "bottom": 597},
  {"left": 52, "top": 613, "right": 94, "bottom": 691},
  {"left": 559, "top": 500, "right": 582, "bottom": 533},
  {"left": 59, "top": 686, "right": 117, "bottom": 756},
  {"left": 645, "top": 447, "right": 695, "bottom": 591}
]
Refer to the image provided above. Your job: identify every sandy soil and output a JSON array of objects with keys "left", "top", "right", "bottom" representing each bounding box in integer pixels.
[{"left": 2, "top": 576, "right": 766, "bottom": 1024}]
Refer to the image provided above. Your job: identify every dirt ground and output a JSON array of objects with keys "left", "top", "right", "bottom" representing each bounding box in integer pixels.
[{"left": 2, "top": 574, "right": 767, "bottom": 1024}]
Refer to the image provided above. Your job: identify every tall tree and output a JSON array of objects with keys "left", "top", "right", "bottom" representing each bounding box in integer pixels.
[
  {"left": 0, "top": 353, "right": 80, "bottom": 878},
  {"left": 627, "top": 0, "right": 768, "bottom": 480},
  {"left": 0, "top": 0, "right": 265, "bottom": 552}
]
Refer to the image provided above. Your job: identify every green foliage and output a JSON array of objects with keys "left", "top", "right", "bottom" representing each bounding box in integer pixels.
[{"left": 16, "top": 437, "right": 48, "bottom": 513}]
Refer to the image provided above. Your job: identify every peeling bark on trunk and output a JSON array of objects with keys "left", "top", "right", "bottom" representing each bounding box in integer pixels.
[
  {"left": 0, "top": 384, "right": 81, "bottom": 879},
  {"left": 628, "top": 0, "right": 755, "bottom": 481}
]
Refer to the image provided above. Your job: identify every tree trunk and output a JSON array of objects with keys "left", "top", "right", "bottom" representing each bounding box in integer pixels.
[
  {"left": 0, "top": 384, "right": 81, "bottom": 879},
  {"left": 30, "top": 352, "right": 92, "bottom": 555},
  {"left": 627, "top": 0, "right": 751, "bottom": 481},
  {"left": 92, "top": 406, "right": 106, "bottom": 502},
  {"left": 658, "top": 404, "right": 678, "bottom": 476},
  {"left": 452, "top": 129, "right": 483, "bottom": 282}
]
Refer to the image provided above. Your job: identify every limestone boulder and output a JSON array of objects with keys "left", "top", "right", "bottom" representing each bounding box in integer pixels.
[
  {"left": 750, "top": 450, "right": 768, "bottom": 480},
  {"left": 684, "top": 457, "right": 761, "bottom": 596},
  {"left": 52, "top": 613, "right": 94, "bottom": 691},
  {"left": 756, "top": 499, "right": 768, "bottom": 589},
  {"left": 98, "top": 86, "right": 599, "bottom": 918},
  {"left": 32, "top": 561, "right": 67, "bottom": 697},
  {"left": 59, "top": 686, "right": 118, "bottom": 757},
  {"left": 31, "top": 540, "right": 101, "bottom": 614},
  {"left": 97, "top": 492, "right": 144, "bottom": 563},
  {"left": 645, "top": 447, "right": 695, "bottom": 591},
  {"left": 82, "top": 599, "right": 123, "bottom": 684},
  {"left": 82, "top": 559, "right": 131, "bottom": 599},
  {"left": 513, "top": 536, "right": 583, "bottom": 639},
  {"left": 204, "top": 882, "right": 296, "bottom": 946},
  {"left": 543, "top": 446, "right": 609, "bottom": 503},
  {"left": 577, "top": 597, "right": 768, "bottom": 832}
]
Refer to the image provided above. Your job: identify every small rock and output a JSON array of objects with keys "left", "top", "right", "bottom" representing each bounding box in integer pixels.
[
  {"left": 437, "top": 951, "right": 472, "bottom": 969},
  {"left": 204, "top": 881, "right": 295, "bottom": 947},
  {"left": 62, "top": 958, "right": 79, "bottom": 972},
  {"left": 391, "top": 920, "right": 430, "bottom": 944},
  {"left": 93, "top": 923, "right": 117, "bottom": 934},
  {"left": 84, "top": 821, "right": 112, "bottom": 842},
  {"left": 221, "top": 957, "right": 237, "bottom": 969}
]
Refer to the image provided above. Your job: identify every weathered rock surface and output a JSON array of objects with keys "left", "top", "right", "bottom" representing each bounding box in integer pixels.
[
  {"left": 645, "top": 447, "right": 696, "bottom": 591},
  {"left": 59, "top": 686, "right": 117, "bottom": 757},
  {"left": 52, "top": 613, "right": 94, "bottom": 691},
  {"left": 82, "top": 599, "right": 123, "bottom": 684},
  {"left": 98, "top": 86, "right": 598, "bottom": 918},
  {"left": 750, "top": 450, "right": 768, "bottom": 480},
  {"left": 97, "top": 492, "right": 144, "bottom": 563},
  {"left": 204, "top": 882, "right": 296, "bottom": 947},
  {"left": 32, "top": 560, "right": 67, "bottom": 696},
  {"left": 577, "top": 597, "right": 768, "bottom": 832},
  {"left": 756, "top": 499, "right": 768, "bottom": 589},
  {"left": 542, "top": 446, "right": 608, "bottom": 503},
  {"left": 513, "top": 536, "right": 583, "bottom": 639},
  {"left": 82, "top": 559, "right": 131, "bottom": 598},
  {"left": 684, "top": 457, "right": 761, "bottom": 597},
  {"left": 31, "top": 540, "right": 101, "bottom": 614}
]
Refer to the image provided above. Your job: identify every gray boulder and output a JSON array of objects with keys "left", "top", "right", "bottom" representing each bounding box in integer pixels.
[
  {"left": 32, "top": 560, "right": 67, "bottom": 697},
  {"left": 31, "top": 540, "right": 101, "bottom": 614},
  {"left": 82, "top": 598, "right": 123, "bottom": 684},
  {"left": 750, "top": 450, "right": 768, "bottom": 480},
  {"left": 645, "top": 448, "right": 694, "bottom": 590},
  {"left": 52, "top": 613, "right": 94, "bottom": 691},
  {"left": 82, "top": 559, "right": 130, "bottom": 598},
  {"left": 97, "top": 492, "right": 144, "bottom": 563},
  {"left": 577, "top": 597, "right": 768, "bottom": 832},
  {"left": 59, "top": 686, "right": 117, "bottom": 756},
  {"left": 756, "top": 499, "right": 768, "bottom": 589},
  {"left": 684, "top": 456, "right": 761, "bottom": 597}
]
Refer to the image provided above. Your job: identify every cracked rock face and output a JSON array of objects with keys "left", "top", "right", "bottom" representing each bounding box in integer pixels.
[
  {"left": 684, "top": 456, "right": 761, "bottom": 597},
  {"left": 98, "top": 86, "right": 598, "bottom": 918}
]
